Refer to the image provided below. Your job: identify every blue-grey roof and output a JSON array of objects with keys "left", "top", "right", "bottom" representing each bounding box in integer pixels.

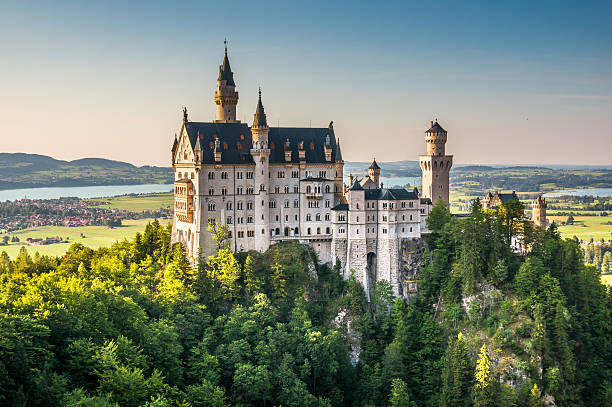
[
  {"left": 331, "top": 203, "right": 349, "bottom": 211},
  {"left": 425, "top": 121, "right": 446, "bottom": 133},
  {"left": 218, "top": 48, "right": 235, "bottom": 86},
  {"left": 349, "top": 180, "right": 364, "bottom": 191},
  {"left": 364, "top": 188, "right": 419, "bottom": 201},
  {"left": 183, "top": 122, "right": 339, "bottom": 165}
]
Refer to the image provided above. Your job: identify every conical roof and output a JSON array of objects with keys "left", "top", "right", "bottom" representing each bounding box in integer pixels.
[
  {"left": 369, "top": 158, "right": 380, "bottom": 170},
  {"left": 218, "top": 45, "right": 236, "bottom": 86},
  {"left": 349, "top": 179, "right": 364, "bottom": 191},
  {"left": 253, "top": 88, "right": 267, "bottom": 128},
  {"left": 335, "top": 138, "right": 343, "bottom": 162}
]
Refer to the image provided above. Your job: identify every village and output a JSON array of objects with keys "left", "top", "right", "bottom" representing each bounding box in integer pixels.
[{"left": 0, "top": 196, "right": 172, "bottom": 234}]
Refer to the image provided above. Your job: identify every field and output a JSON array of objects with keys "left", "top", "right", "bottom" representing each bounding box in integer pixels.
[
  {"left": 548, "top": 215, "right": 612, "bottom": 241},
  {"left": 94, "top": 192, "right": 173, "bottom": 211},
  {"left": 0, "top": 218, "right": 170, "bottom": 258}
]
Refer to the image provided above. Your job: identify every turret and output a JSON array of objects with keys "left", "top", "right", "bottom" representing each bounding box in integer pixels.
[
  {"left": 251, "top": 88, "right": 268, "bottom": 147},
  {"left": 214, "top": 42, "right": 239, "bottom": 123},
  {"left": 368, "top": 159, "right": 381, "bottom": 188},
  {"left": 425, "top": 120, "right": 448, "bottom": 156},
  {"left": 419, "top": 119, "right": 453, "bottom": 207},
  {"left": 532, "top": 195, "right": 547, "bottom": 228}
]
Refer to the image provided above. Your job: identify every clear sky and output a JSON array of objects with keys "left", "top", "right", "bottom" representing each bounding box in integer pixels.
[{"left": 1, "top": 1, "right": 611, "bottom": 166}]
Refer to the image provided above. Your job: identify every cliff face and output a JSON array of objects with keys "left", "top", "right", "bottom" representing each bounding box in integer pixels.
[{"left": 398, "top": 237, "right": 429, "bottom": 299}]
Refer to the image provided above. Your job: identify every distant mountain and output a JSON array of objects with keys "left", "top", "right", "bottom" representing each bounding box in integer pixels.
[{"left": 0, "top": 153, "right": 172, "bottom": 190}]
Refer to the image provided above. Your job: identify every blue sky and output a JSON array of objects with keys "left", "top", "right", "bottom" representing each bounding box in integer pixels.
[{"left": 1, "top": 1, "right": 610, "bottom": 166}]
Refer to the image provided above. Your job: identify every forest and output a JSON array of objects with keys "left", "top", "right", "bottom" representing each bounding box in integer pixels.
[{"left": 0, "top": 200, "right": 611, "bottom": 406}]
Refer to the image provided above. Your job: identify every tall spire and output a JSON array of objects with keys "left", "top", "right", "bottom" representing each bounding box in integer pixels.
[
  {"left": 218, "top": 40, "right": 235, "bottom": 86},
  {"left": 253, "top": 87, "right": 267, "bottom": 128},
  {"left": 335, "top": 138, "right": 343, "bottom": 162}
]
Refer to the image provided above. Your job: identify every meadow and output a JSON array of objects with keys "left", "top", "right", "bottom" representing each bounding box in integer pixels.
[
  {"left": 93, "top": 192, "right": 173, "bottom": 211},
  {"left": 548, "top": 215, "right": 612, "bottom": 241},
  {"left": 0, "top": 219, "right": 171, "bottom": 258}
]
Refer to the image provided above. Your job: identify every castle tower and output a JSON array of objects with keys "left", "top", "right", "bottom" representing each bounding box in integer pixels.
[
  {"left": 214, "top": 43, "right": 239, "bottom": 123},
  {"left": 334, "top": 129, "right": 344, "bottom": 204},
  {"left": 419, "top": 120, "right": 453, "bottom": 207},
  {"left": 532, "top": 195, "right": 547, "bottom": 228},
  {"left": 250, "top": 89, "right": 271, "bottom": 251},
  {"left": 368, "top": 159, "right": 381, "bottom": 188}
]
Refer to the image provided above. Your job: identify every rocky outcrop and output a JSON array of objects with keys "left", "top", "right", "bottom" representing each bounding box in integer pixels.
[{"left": 398, "top": 237, "right": 428, "bottom": 299}]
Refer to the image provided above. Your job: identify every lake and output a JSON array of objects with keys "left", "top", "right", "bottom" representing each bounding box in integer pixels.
[
  {"left": 544, "top": 188, "right": 612, "bottom": 198},
  {"left": 0, "top": 184, "right": 173, "bottom": 201}
]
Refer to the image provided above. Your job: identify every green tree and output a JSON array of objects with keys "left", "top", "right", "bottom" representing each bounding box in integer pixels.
[
  {"left": 390, "top": 378, "right": 417, "bottom": 407},
  {"left": 440, "top": 333, "right": 473, "bottom": 407}
]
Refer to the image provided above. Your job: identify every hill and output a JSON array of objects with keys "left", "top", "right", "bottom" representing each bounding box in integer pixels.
[{"left": 0, "top": 153, "right": 173, "bottom": 190}]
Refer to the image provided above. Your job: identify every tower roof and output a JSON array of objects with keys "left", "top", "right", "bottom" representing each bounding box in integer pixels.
[
  {"left": 253, "top": 88, "right": 267, "bottom": 128},
  {"left": 218, "top": 44, "right": 236, "bottom": 86},
  {"left": 349, "top": 179, "right": 364, "bottom": 191},
  {"left": 425, "top": 120, "right": 447, "bottom": 133},
  {"left": 335, "top": 138, "right": 343, "bottom": 162},
  {"left": 369, "top": 158, "right": 380, "bottom": 170}
]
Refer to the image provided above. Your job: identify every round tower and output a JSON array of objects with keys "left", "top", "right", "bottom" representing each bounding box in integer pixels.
[
  {"left": 532, "top": 195, "right": 547, "bottom": 228},
  {"left": 425, "top": 120, "right": 447, "bottom": 156},
  {"left": 250, "top": 89, "right": 271, "bottom": 252},
  {"left": 419, "top": 120, "right": 453, "bottom": 207},
  {"left": 214, "top": 43, "right": 239, "bottom": 123}
]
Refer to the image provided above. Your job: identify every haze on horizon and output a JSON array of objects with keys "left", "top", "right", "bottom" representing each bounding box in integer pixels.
[{"left": 1, "top": 0, "right": 611, "bottom": 167}]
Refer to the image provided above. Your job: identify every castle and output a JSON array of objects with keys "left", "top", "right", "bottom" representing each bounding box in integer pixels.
[{"left": 171, "top": 45, "right": 452, "bottom": 296}]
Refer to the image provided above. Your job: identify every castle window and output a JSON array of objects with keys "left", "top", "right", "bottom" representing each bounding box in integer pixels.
[
  {"left": 237, "top": 172, "right": 243, "bottom": 179},
  {"left": 269, "top": 200, "right": 277, "bottom": 208},
  {"left": 284, "top": 200, "right": 290, "bottom": 208},
  {"left": 209, "top": 188, "right": 214, "bottom": 195},
  {"left": 325, "top": 185, "right": 330, "bottom": 193},
  {"left": 246, "top": 171, "right": 253, "bottom": 179},
  {"left": 247, "top": 216, "right": 253, "bottom": 223},
  {"left": 316, "top": 213, "right": 321, "bottom": 221},
  {"left": 221, "top": 171, "right": 228, "bottom": 179},
  {"left": 325, "top": 200, "right": 330, "bottom": 208},
  {"left": 237, "top": 187, "right": 243, "bottom": 195},
  {"left": 319, "top": 171, "right": 327, "bottom": 178},
  {"left": 383, "top": 228, "right": 387, "bottom": 234},
  {"left": 356, "top": 216, "right": 359, "bottom": 222},
  {"left": 285, "top": 214, "right": 289, "bottom": 221},
  {"left": 238, "top": 217, "right": 243, "bottom": 224},
  {"left": 278, "top": 171, "right": 285, "bottom": 178},
  {"left": 383, "top": 203, "right": 387, "bottom": 209},
  {"left": 246, "top": 187, "right": 254, "bottom": 195},
  {"left": 228, "top": 231, "right": 232, "bottom": 238},
  {"left": 227, "top": 202, "right": 233, "bottom": 210},
  {"left": 295, "top": 214, "right": 298, "bottom": 220},
  {"left": 275, "top": 186, "right": 280, "bottom": 193},
  {"left": 237, "top": 201, "right": 243, "bottom": 210},
  {"left": 307, "top": 228, "right": 311, "bottom": 235},
  {"left": 247, "top": 201, "right": 253, "bottom": 210},
  {"left": 238, "top": 231, "right": 244, "bottom": 238},
  {"left": 294, "top": 186, "right": 299, "bottom": 193},
  {"left": 221, "top": 188, "right": 227, "bottom": 196},
  {"left": 208, "top": 203, "right": 216, "bottom": 211},
  {"left": 356, "top": 229, "right": 359, "bottom": 234},
  {"left": 356, "top": 203, "right": 359, "bottom": 209},
  {"left": 247, "top": 230, "right": 254, "bottom": 237},
  {"left": 306, "top": 214, "right": 312, "bottom": 221},
  {"left": 339, "top": 228, "right": 345, "bottom": 234},
  {"left": 383, "top": 215, "right": 387, "bottom": 221},
  {"left": 294, "top": 227, "right": 299, "bottom": 235},
  {"left": 284, "top": 186, "right": 290, "bottom": 193},
  {"left": 410, "top": 214, "right": 413, "bottom": 220},
  {"left": 325, "top": 214, "right": 330, "bottom": 221},
  {"left": 294, "top": 199, "right": 299, "bottom": 208},
  {"left": 292, "top": 170, "right": 299, "bottom": 178},
  {"left": 402, "top": 215, "right": 405, "bottom": 221},
  {"left": 410, "top": 227, "right": 413, "bottom": 232},
  {"left": 306, "top": 185, "right": 312, "bottom": 193},
  {"left": 208, "top": 172, "right": 215, "bottom": 180},
  {"left": 317, "top": 227, "right": 321, "bottom": 234},
  {"left": 227, "top": 216, "right": 232, "bottom": 224},
  {"left": 260, "top": 184, "right": 266, "bottom": 191}
]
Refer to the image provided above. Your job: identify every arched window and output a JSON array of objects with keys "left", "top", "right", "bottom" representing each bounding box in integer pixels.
[
  {"left": 307, "top": 228, "right": 311, "bottom": 235},
  {"left": 294, "top": 227, "right": 299, "bottom": 235},
  {"left": 306, "top": 185, "right": 312, "bottom": 193},
  {"left": 325, "top": 185, "right": 330, "bottom": 193}
]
